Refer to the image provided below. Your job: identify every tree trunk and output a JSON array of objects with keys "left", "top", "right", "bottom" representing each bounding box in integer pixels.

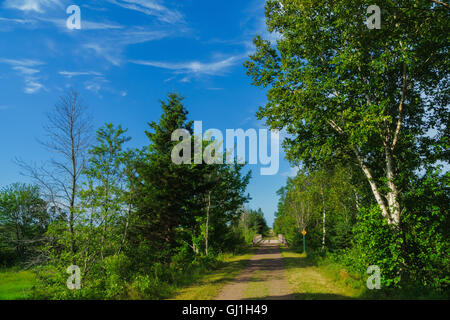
[
  {"left": 70, "top": 116, "right": 76, "bottom": 255},
  {"left": 354, "top": 191, "right": 360, "bottom": 213},
  {"left": 205, "top": 191, "right": 211, "bottom": 256},
  {"left": 353, "top": 147, "right": 395, "bottom": 225},
  {"left": 118, "top": 200, "right": 131, "bottom": 256},
  {"left": 321, "top": 185, "right": 326, "bottom": 250},
  {"left": 385, "top": 146, "right": 401, "bottom": 225}
]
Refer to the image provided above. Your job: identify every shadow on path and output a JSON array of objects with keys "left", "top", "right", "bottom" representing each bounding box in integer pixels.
[{"left": 216, "top": 242, "right": 294, "bottom": 300}]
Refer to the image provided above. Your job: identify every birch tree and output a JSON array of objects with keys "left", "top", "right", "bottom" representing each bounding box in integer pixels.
[{"left": 245, "top": 0, "right": 449, "bottom": 228}]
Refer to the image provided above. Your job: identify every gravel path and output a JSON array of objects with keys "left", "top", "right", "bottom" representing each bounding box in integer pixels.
[{"left": 215, "top": 240, "right": 293, "bottom": 300}]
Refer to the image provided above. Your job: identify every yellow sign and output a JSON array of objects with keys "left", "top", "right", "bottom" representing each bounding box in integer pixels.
[{"left": 302, "top": 230, "right": 307, "bottom": 236}]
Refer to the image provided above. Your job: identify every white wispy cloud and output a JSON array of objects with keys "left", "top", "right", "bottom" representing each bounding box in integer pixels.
[
  {"left": 59, "top": 71, "right": 103, "bottom": 78},
  {"left": 84, "top": 77, "right": 109, "bottom": 95},
  {"left": 0, "top": 58, "right": 45, "bottom": 94},
  {"left": 38, "top": 17, "right": 125, "bottom": 31},
  {"left": 3, "top": 0, "right": 63, "bottom": 13},
  {"left": 83, "top": 43, "right": 121, "bottom": 66},
  {"left": 24, "top": 80, "right": 45, "bottom": 93},
  {"left": 0, "top": 58, "right": 44, "bottom": 67},
  {"left": 130, "top": 55, "right": 245, "bottom": 79},
  {"left": 108, "top": 0, "right": 184, "bottom": 24},
  {"left": 0, "top": 17, "right": 34, "bottom": 24},
  {"left": 13, "top": 66, "right": 40, "bottom": 75},
  {"left": 83, "top": 28, "right": 172, "bottom": 66}
]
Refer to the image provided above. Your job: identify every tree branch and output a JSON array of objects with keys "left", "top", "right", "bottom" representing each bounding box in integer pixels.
[
  {"left": 392, "top": 63, "right": 407, "bottom": 150},
  {"left": 430, "top": 0, "right": 450, "bottom": 9}
]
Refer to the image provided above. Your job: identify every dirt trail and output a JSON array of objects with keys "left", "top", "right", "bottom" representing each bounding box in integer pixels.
[{"left": 215, "top": 240, "right": 293, "bottom": 300}]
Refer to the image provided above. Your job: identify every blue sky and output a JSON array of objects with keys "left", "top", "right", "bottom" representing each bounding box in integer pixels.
[{"left": 0, "top": 0, "right": 298, "bottom": 227}]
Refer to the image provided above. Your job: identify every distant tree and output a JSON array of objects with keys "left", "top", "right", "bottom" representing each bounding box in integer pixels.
[
  {"left": 285, "top": 173, "right": 315, "bottom": 236},
  {"left": 0, "top": 183, "right": 48, "bottom": 263},
  {"left": 235, "top": 207, "right": 269, "bottom": 245},
  {"left": 200, "top": 163, "right": 251, "bottom": 255}
]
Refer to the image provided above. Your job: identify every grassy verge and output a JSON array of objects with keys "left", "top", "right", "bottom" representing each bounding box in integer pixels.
[
  {"left": 169, "top": 249, "right": 255, "bottom": 300},
  {"left": 281, "top": 248, "right": 362, "bottom": 299},
  {"left": 0, "top": 268, "right": 36, "bottom": 300},
  {"left": 283, "top": 248, "right": 448, "bottom": 300}
]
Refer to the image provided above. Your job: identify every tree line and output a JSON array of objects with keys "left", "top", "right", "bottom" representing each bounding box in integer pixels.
[
  {"left": 248, "top": 0, "right": 448, "bottom": 293},
  {"left": 0, "top": 91, "right": 269, "bottom": 299}
]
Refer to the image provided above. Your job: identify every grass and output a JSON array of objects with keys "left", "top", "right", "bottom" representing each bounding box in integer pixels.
[
  {"left": 281, "top": 248, "right": 362, "bottom": 299},
  {"left": 244, "top": 270, "right": 270, "bottom": 299},
  {"left": 0, "top": 268, "right": 36, "bottom": 300},
  {"left": 169, "top": 249, "right": 255, "bottom": 300}
]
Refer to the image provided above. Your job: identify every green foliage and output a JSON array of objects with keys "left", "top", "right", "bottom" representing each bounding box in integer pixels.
[
  {"left": 233, "top": 208, "right": 270, "bottom": 246},
  {"left": 353, "top": 205, "right": 403, "bottom": 287},
  {"left": 274, "top": 165, "right": 359, "bottom": 251},
  {"left": 129, "top": 93, "right": 202, "bottom": 258},
  {"left": 401, "top": 168, "right": 449, "bottom": 291},
  {"left": 247, "top": 0, "right": 448, "bottom": 295},
  {"left": 25, "top": 93, "right": 254, "bottom": 299},
  {"left": 103, "top": 254, "right": 133, "bottom": 299},
  {"left": 245, "top": 0, "right": 447, "bottom": 180},
  {"left": 351, "top": 169, "right": 449, "bottom": 292},
  {"left": 128, "top": 93, "right": 251, "bottom": 262},
  {"left": 0, "top": 184, "right": 49, "bottom": 266}
]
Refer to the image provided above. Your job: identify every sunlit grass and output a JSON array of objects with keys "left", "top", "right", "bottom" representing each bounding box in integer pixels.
[
  {"left": 169, "top": 250, "right": 255, "bottom": 300},
  {"left": 0, "top": 269, "right": 36, "bottom": 300},
  {"left": 243, "top": 270, "right": 269, "bottom": 299},
  {"left": 281, "top": 249, "right": 362, "bottom": 299}
]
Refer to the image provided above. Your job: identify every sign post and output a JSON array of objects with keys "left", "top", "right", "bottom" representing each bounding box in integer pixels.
[{"left": 301, "top": 229, "right": 307, "bottom": 253}]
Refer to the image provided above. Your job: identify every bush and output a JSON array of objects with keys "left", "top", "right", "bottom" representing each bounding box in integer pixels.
[
  {"left": 401, "top": 169, "right": 449, "bottom": 292},
  {"left": 353, "top": 205, "right": 404, "bottom": 288},
  {"left": 352, "top": 198, "right": 449, "bottom": 294}
]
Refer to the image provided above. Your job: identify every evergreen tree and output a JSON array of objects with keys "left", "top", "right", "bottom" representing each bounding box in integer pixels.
[{"left": 130, "top": 94, "right": 201, "bottom": 260}]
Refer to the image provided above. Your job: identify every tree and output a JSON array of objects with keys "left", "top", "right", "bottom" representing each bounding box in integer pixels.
[
  {"left": 274, "top": 165, "right": 361, "bottom": 251},
  {"left": 0, "top": 184, "right": 48, "bottom": 263},
  {"left": 286, "top": 173, "right": 314, "bottom": 234},
  {"left": 245, "top": 0, "right": 449, "bottom": 228},
  {"left": 17, "top": 90, "right": 92, "bottom": 255},
  {"left": 199, "top": 164, "right": 251, "bottom": 256},
  {"left": 129, "top": 93, "right": 201, "bottom": 260},
  {"left": 234, "top": 207, "right": 269, "bottom": 245},
  {"left": 78, "top": 123, "right": 132, "bottom": 273},
  {"left": 202, "top": 164, "right": 251, "bottom": 254}
]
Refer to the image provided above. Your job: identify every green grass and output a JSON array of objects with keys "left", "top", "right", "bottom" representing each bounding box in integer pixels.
[
  {"left": 243, "top": 270, "right": 270, "bottom": 299},
  {"left": 281, "top": 248, "right": 362, "bottom": 299},
  {"left": 169, "top": 249, "right": 255, "bottom": 300},
  {"left": 281, "top": 249, "right": 449, "bottom": 300},
  {"left": 0, "top": 269, "right": 36, "bottom": 300}
]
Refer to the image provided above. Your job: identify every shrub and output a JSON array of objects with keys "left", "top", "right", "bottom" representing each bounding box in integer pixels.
[{"left": 353, "top": 205, "right": 404, "bottom": 288}]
